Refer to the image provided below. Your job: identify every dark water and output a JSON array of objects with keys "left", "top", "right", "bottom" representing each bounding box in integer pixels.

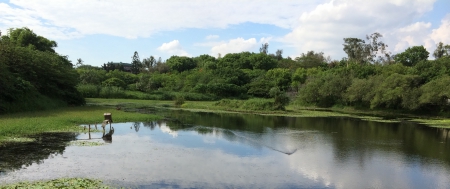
[{"left": 1, "top": 110, "right": 450, "bottom": 188}]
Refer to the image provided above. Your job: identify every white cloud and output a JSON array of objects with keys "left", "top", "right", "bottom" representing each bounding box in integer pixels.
[
  {"left": 0, "top": 0, "right": 318, "bottom": 39},
  {"left": 282, "top": 0, "right": 436, "bottom": 59},
  {"left": 205, "top": 35, "right": 219, "bottom": 40},
  {"left": 393, "top": 22, "right": 433, "bottom": 52},
  {"left": 209, "top": 37, "right": 272, "bottom": 56},
  {"left": 210, "top": 38, "right": 256, "bottom": 56},
  {"left": 157, "top": 40, "right": 190, "bottom": 57},
  {"left": 430, "top": 14, "right": 450, "bottom": 44}
]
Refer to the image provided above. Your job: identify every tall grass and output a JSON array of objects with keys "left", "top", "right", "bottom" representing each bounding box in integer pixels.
[{"left": 215, "top": 98, "right": 274, "bottom": 110}]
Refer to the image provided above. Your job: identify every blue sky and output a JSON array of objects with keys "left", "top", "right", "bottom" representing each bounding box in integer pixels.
[{"left": 1, "top": 0, "right": 449, "bottom": 67}]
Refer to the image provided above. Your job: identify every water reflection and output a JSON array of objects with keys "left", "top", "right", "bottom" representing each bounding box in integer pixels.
[{"left": 0, "top": 110, "right": 450, "bottom": 189}]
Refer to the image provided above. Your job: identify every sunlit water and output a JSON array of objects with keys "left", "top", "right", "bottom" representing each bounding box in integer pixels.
[{"left": 1, "top": 110, "right": 450, "bottom": 188}]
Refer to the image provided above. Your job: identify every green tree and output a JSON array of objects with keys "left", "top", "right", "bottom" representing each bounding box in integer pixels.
[
  {"left": 265, "top": 68, "right": 292, "bottom": 91},
  {"left": 131, "top": 51, "right": 142, "bottom": 74},
  {"left": 166, "top": 56, "right": 196, "bottom": 72},
  {"left": 269, "top": 87, "right": 290, "bottom": 110},
  {"left": 433, "top": 42, "right": 450, "bottom": 59},
  {"left": 1, "top": 27, "right": 58, "bottom": 53},
  {"left": 295, "top": 51, "right": 328, "bottom": 68},
  {"left": 260, "top": 43, "right": 269, "bottom": 54},
  {"left": 343, "top": 32, "right": 388, "bottom": 64},
  {"left": 394, "top": 46, "right": 429, "bottom": 67},
  {"left": 142, "top": 56, "right": 156, "bottom": 71}
]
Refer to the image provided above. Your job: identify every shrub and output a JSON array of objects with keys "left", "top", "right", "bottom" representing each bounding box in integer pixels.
[{"left": 174, "top": 95, "right": 185, "bottom": 107}]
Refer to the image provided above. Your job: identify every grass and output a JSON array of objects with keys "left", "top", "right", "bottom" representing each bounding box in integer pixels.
[
  {"left": 0, "top": 105, "right": 161, "bottom": 144},
  {"left": 0, "top": 178, "right": 109, "bottom": 189}
]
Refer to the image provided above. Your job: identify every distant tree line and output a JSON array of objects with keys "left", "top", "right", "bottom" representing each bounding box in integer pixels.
[{"left": 75, "top": 32, "right": 450, "bottom": 114}]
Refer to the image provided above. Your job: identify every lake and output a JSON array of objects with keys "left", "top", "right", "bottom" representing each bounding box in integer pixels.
[{"left": 1, "top": 110, "right": 450, "bottom": 188}]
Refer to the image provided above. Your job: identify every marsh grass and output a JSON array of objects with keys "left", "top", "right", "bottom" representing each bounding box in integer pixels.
[
  {"left": 0, "top": 178, "right": 109, "bottom": 189},
  {"left": 0, "top": 105, "right": 160, "bottom": 144}
]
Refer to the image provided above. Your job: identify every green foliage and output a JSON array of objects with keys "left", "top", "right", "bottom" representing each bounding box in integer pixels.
[
  {"left": 174, "top": 95, "right": 186, "bottom": 107},
  {"left": 394, "top": 46, "right": 429, "bottom": 67},
  {"left": 269, "top": 87, "right": 290, "bottom": 110},
  {"left": 102, "top": 77, "right": 126, "bottom": 89},
  {"left": 0, "top": 28, "right": 84, "bottom": 114},
  {"left": 131, "top": 51, "right": 142, "bottom": 74},
  {"left": 433, "top": 42, "right": 450, "bottom": 59},
  {"left": 99, "top": 86, "right": 126, "bottom": 99},
  {"left": 265, "top": 68, "right": 292, "bottom": 91},
  {"left": 1, "top": 27, "right": 57, "bottom": 53},
  {"left": 76, "top": 84, "right": 100, "bottom": 98},
  {"left": 297, "top": 72, "right": 351, "bottom": 107},
  {"left": 370, "top": 73, "right": 421, "bottom": 110},
  {"left": 419, "top": 76, "right": 450, "bottom": 110},
  {"left": 248, "top": 53, "right": 278, "bottom": 70},
  {"left": 166, "top": 55, "right": 196, "bottom": 72},
  {"left": 215, "top": 98, "right": 274, "bottom": 111},
  {"left": 295, "top": 51, "right": 328, "bottom": 68}
]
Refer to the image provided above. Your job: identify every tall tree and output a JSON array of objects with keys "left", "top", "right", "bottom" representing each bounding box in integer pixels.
[
  {"left": 259, "top": 43, "right": 269, "bottom": 54},
  {"left": 76, "top": 58, "right": 84, "bottom": 68},
  {"left": 343, "top": 32, "right": 389, "bottom": 64},
  {"left": 142, "top": 56, "right": 156, "bottom": 71},
  {"left": 433, "top": 42, "right": 450, "bottom": 59},
  {"left": 131, "top": 51, "right": 142, "bottom": 74},
  {"left": 275, "top": 49, "right": 283, "bottom": 60}
]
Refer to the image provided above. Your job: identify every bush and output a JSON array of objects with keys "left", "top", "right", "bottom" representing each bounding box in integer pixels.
[
  {"left": 102, "top": 77, "right": 126, "bottom": 89},
  {"left": 174, "top": 95, "right": 185, "bottom": 107},
  {"left": 241, "top": 98, "right": 274, "bottom": 110}
]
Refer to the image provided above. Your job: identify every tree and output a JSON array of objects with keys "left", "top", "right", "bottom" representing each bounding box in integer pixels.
[
  {"left": 394, "top": 46, "right": 429, "bottom": 67},
  {"left": 433, "top": 42, "right": 450, "bottom": 59},
  {"left": 76, "top": 58, "right": 84, "bottom": 68},
  {"left": 1, "top": 27, "right": 57, "bottom": 53},
  {"left": 295, "top": 51, "right": 328, "bottom": 68},
  {"left": 343, "top": 32, "right": 388, "bottom": 64},
  {"left": 142, "top": 56, "right": 156, "bottom": 71},
  {"left": 166, "top": 56, "right": 196, "bottom": 72},
  {"left": 275, "top": 49, "right": 283, "bottom": 60},
  {"left": 131, "top": 51, "right": 142, "bottom": 74},
  {"left": 260, "top": 43, "right": 269, "bottom": 54}
]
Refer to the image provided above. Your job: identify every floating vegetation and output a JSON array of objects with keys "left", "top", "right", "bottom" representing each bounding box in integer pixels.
[
  {"left": 0, "top": 178, "right": 109, "bottom": 189},
  {"left": 411, "top": 119, "right": 450, "bottom": 128},
  {"left": 69, "top": 141, "right": 104, "bottom": 147},
  {"left": 3, "top": 137, "right": 35, "bottom": 143}
]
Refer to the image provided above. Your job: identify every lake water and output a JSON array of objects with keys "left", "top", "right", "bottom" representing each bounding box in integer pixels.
[{"left": 1, "top": 110, "right": 450, "bottom": 188}]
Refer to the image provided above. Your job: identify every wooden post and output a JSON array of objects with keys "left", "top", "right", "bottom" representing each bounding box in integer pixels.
[{"left": 104, "top": 113, "right": 112, "bottom": 129}]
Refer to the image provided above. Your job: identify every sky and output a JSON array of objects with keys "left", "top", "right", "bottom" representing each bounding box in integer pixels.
[{"left": 0, "top": 0, "right": 449, "bottom": 67}]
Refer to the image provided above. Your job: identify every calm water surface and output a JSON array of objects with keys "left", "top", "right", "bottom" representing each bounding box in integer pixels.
[{"left": 1, "top": 110, "right": 450, "bottom": 188}]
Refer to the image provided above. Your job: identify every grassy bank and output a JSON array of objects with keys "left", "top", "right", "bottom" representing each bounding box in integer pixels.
[{"left": 0, "top": 105, "right": 160, "bottom": 144}]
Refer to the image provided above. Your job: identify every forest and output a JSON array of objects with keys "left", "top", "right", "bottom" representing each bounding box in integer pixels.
[{"left": 2, "top": 27, "right": 450, "bottom": 115}]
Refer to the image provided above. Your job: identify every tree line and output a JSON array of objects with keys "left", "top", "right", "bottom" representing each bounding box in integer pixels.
[{"left": 76, "top": 32, "right": 450, "bottom": 114}]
